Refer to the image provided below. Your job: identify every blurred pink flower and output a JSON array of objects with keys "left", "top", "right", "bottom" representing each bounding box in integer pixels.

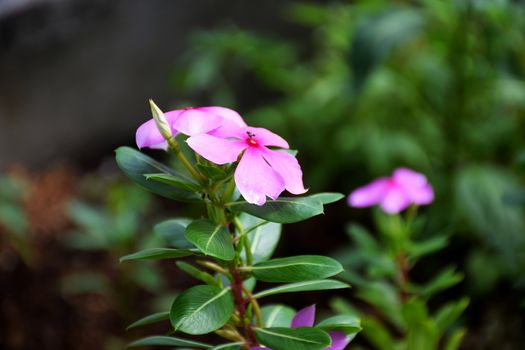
[
  {"left": 348, "top": 168, "right": 434, "bottom": 214},
  {"left": 250, "top": 305, "right": 350, "bottom": 350},
  {"left": 187, "top": 125, "right": 306, "bottom": 205},
  {"left": 135, "top": 106, "right": 246, "bottom": 150}
]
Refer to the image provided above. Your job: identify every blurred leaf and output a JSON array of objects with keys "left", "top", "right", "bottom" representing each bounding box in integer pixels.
[
  {"left": 434, "top": 298, "right": 469, "bottom": 335},
  {"left": 444, "top": 328, "right": 466, "bottom": 350},
  {"left": 120, "top": 248, "right": 193, "bottom": 262},
  {"left": 61, "top": 272, "right": 110, "bottom": 296},
  {"left": 410, "top": 266, "right": 463, "bottom": 298},
  {"left": 128, "top": 335, "right": 211, "bottom": 348},
  {"left": 155, "top": 218, "right": 194, "bottom": 249},
  {"left": 127, "top": 312, "right": 170, "bottom": 330}
]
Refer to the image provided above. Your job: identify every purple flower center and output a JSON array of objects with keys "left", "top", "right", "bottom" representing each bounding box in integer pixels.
[{"left": 246, "top": 131, "right": 258, "bottom": 147}]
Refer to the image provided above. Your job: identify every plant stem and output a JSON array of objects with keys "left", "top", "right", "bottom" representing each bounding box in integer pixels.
[{"left": 167, "top": 137, "right": 206, "bottom": 183}]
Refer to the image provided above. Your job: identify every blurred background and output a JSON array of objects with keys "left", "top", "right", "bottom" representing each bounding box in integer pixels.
[{"left": 1, "top": 0, "right": 524, "bottom": 349}]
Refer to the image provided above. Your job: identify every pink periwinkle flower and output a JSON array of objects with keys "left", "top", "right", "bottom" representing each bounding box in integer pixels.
[
  {"left": 187, "top": 125, "right": 306, "bottom": 206},
  {"left": 250, "top": 305, "right": 350, "bottom": 350},
  {"left": 135, "top": 106, "right": 246, "bottom": 150},
  {"left": 348, "top": 167, "right": 434, "bottom": 214}
]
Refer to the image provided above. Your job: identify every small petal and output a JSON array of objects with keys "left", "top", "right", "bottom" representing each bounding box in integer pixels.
[
  {"left": 326, "top": 331, "right": 350, "bottom": 350},
  {"left": 187, "top": 134, "right": 247, "bottom": 164},
  {"left": 262, "top": 148, "right": 307, "bottom": 194},
  {"left": 392, "top": 167, "right": 428, "bottom": 188},
  {"left": 249, "top": 348, "right": 269, "bottom": 350},
  {"left": 410, "top": 183, "right": 434, "bottom": 205},
  {"left": 380, "top": 185, "right": 411, "bottom": 214},
  {"left": 248, "top": 127, "right": 289, "bottom": 148},
  {"left": 136, "top": 117, "right": 176, "bottom": 150},
  {"left": 198, "top": 106, "right": 247, "bottom": 127},
  {"left": 392, "top": 167, "right": 434, "bottom": 205},
  {"left": 173, "top": 108, "right": 223, "bottom": 136},
  {"left": 235, "top": 147, "right": 285, "bottom": 205},
  {"left": 291, "top": 305, "right": 316, "bottom": 328},
  {"left": 348, "top": 178, "right": 390, "bottom": 208}
]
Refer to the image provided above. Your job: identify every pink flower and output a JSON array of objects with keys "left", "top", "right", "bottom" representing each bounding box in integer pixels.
[
  {"left": 187, "top": 125, "right": 307, "bottom": 205},
  {"left": 348, "top": 167, "right": 434, "bottom": 214},
  {"left": 135, "top": 106, "right": 246, "bottom": 150},
  {"left": 250, "top": 305, "right": 350, "bottom": 350}
]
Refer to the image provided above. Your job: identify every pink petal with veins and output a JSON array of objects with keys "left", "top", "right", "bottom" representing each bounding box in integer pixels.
[
  {"left": 187, "top": 134, "right": 247, "bottom": 164},
  {"left": 234, "top": 147, "right": 285, "bottom": 205}
]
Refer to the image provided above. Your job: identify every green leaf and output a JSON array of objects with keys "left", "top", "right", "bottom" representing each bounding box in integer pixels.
[
  {"left": 253, "top": 279, "right": 349, "bottom": 299},
  {"left": 249, "top": 255, "right": 343, "bottom": 282},
  {"left": 170, "top": 285, "right": 234, "bottom": 335},
  {"left": 185, "top": 219, "right": 235, "bottom": 261},
  {"left": 154, "top": 218, "right": 194, "bottom": 249},
  {"left": 115, "top": 146, "right": 200, "bottom": 202},
  {"left": 237, "top": 213, "right": 281, "bottom": 263},
  {"left": 444, "top": 328, "right": 466, "bottom": 350},
  {"left": 316, "top": 315, "right": 362, "bottom": 335},
  {"left": 128, "top": 335, "right": 211, "bottom": 348},
  {"left": 255, "top": 327, "right": 331, "bottom": 350},
  {"left": 210, "top": 342, "right": 243, "bottom": 350},
  {"left": 361, "top": 317, "right": 396, "bottom": 350},
  {"left": 196, "top": 163, "right": 230, "bottom": 181},
  {"left": 411, "top": 266, "right": 463, "bottom": 298},
  {"left": 176, "top": 261, "right": 219, "bottom": 286},
  {"left": 407, "top": 235, "right": 449, "bottom": 260},
  {"left": 127, "top": 312, "right": 169, "bottom": 330},
  {"left": 261, "top": 304, "right": 296, "bottom": 327},
  {"left": 145, "top": 173, "right": 201, "bottom": 192},
  {"left": 435, "top": 298, "right": 469, "bottom": 334},
  {"left": 120, "top": 248, "right": 193, "bottom": 262},
  {"left": 228, "top": 194, "right": 331, "bottom": 224},
  {"left": 307, "top": 192, "right": 344, "bottom": 204}
]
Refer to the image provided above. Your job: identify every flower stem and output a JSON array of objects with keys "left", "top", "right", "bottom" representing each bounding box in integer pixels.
[{"left": 167, "top": 137, "right": 206, "bottom": 183}]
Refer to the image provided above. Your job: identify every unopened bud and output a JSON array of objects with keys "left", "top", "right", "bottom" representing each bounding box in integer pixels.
[{"left": 149, "top": 99, "right": 172, "bottom": 140}]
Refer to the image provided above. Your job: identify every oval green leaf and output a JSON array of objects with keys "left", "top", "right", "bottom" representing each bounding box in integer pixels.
[
  {"left": 145, "top": 173, "right": 202, "bottom": 192},
  {"left": 253, "top": 279, "right": 349, "bottom": 299},
  {"left": 120, "top": 248, "right": 193, "bottom": 262},
  {"left": 185, "top": 219, "right": 235, "bottom": 261},
  {"left": 127, "top": 311, "right": 169, "bottom": 330},
  {"left": 238, "top": 213, "right": 281, "bottom": 264},
  {"left": 128, "top": 335, "right": 211, "bottom": 348},
  {"left": 115, "top": 146, "right": 200, "bottom": 202},
  {"left": 154, "top": 218, "right": 194, "bottom": 249},
  {"left": 255, "top": 327, "right": 331, "bottom": 350},
  {"left": 250, "top": 255, "right": 343, "bottom": 282},
  {"left": 170, "top": 285, "right": 234, "bottom": 335},
  {"left": 261, "top": 304, "right": 296, "bottom": 327}
]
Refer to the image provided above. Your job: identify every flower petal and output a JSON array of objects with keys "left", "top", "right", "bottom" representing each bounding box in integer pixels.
[
  {"left": 136, "top": 115, "right": 176, "bottom": 150},
  {"left": 235, "top": 147, "right": 285, "bottom": 205},
  {"left": 262, "top": 148, "right": 307, "bottom": 194},
  {"left": 380, "top": 185, "right": 411, "bottom": 214},
  {"left": 393, "top": 168, "right": 434, "bottom": 205},
  {"left": 249, "top": 348, "right": 269, "bottom": 350},
  {"left": 248, "top": 127, "right": 289, "bottom": 148},
  {"left": 291, "top": 305, "right": 316, "bottom": 328},
  {"left": 348, "top": 178, "right": 389, "bottom": 208},
  {"left": 187, "top": 134, "right": 247, "bottom": 164},
  {"left": 198, "top": 106, "right": 247, "bottom": 126},
  {"left": 326, "top": 331, "right": 350, "bottom": 350},
  {"left": 173, "top": 108, "right": 223, "bottom": 136}
]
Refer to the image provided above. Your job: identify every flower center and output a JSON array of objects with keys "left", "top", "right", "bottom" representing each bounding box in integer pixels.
[{"left": 246, "top": 131, "right": 258, "bottom": 146}]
